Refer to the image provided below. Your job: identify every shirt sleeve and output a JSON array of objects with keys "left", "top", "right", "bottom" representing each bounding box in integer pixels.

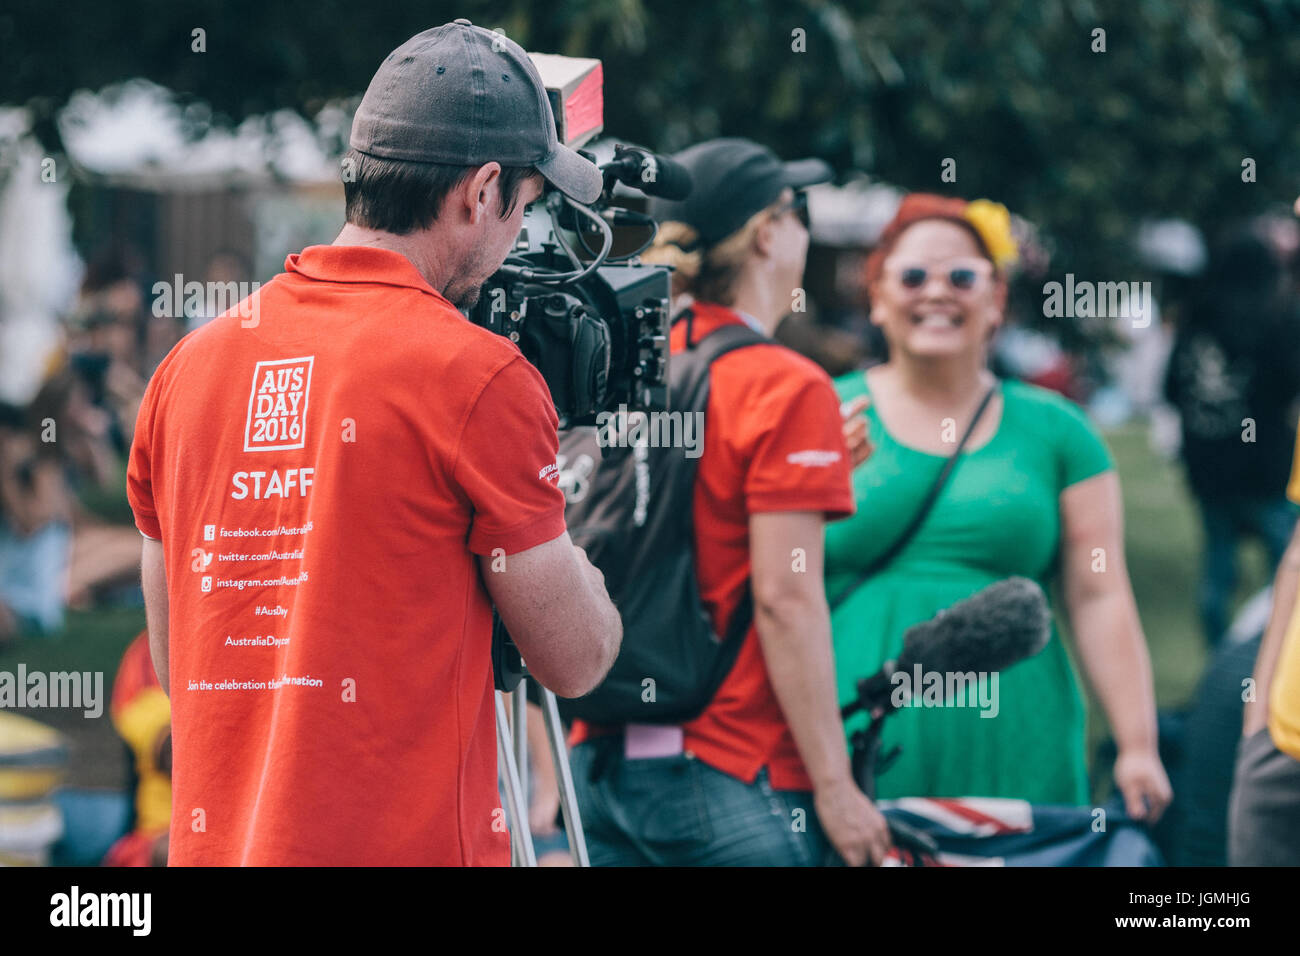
[
  {"left": 1055, "top": 393, "right": 1114, "bottom": 488},
  {"left": 127, "top": 367, "right": 164, "bottom": 541},
  {"left": 453, "top": 356, "right": 568, "bottom": 556},
  {"left": 734, "top": 356, "right": 856, "bottom": 519}
]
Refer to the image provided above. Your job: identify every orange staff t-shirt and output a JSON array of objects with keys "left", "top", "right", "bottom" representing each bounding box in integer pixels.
[{"left": 127, "top": 245, "right": 567, "bottom": 866}]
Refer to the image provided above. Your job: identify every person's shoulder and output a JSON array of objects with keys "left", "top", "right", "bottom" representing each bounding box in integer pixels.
[
  {"left": 383, "top": 305, "right": 532, "bottom": 415},
  {"left": 1002, "top": 379, "right": 1111, "bottom": 465},
  {"left": 145, "top": 322, "right": 211, "bottom": 389},
  {"left": 707, "top": 343, "right": 842, "bottom": 445},
  {"left": 715, "top": 339, "right": 835, "bottom": 394},
  {"left": 1003, "top": 378, "right": 1094, "bottom": 426},
  {"left": 166, "top": 283, "right": 526, "bottom": 402},
  {"left": 423, "top": 302, "right": 524, "bottom": 365}
]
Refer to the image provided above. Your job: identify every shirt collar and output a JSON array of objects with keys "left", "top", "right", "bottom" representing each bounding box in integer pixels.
[
  {"left": 733, "top": 309, "right": 765, "bottom": 334},
  {"left": 687, "top": 301, "right": 770, "bottom": 338},
  {"left": 284, "top": 245, "right": 449, "bottom": 302}
]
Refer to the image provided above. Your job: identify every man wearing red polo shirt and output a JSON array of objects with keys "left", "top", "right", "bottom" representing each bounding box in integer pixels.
[{"left": 128, "top": 21, "right": 621, "bottom": 866}]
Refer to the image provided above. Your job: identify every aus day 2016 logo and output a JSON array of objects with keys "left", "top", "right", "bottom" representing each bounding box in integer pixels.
[{"left": 244, "top": 357, "right": 314, "bottom": 452}]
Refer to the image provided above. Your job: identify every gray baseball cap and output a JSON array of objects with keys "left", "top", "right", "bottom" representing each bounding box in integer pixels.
[{"left": 349, "top": 20, "right": 603, "bottom": 204}]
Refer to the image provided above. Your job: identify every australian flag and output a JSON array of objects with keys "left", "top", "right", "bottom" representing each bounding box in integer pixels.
[{"left": 878, "top": 797, "right": 1163, "bottom": 866}]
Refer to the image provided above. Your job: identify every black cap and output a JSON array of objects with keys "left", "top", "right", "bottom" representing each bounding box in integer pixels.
[
  {"left": 349, "top": 20, "right": 602, "bottom": 203},
  {"left": 646, "top": 138, "right": 832, "bottom": 247}
]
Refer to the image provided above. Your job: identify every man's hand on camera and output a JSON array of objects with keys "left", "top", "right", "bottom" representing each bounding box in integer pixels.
[{"left": 815, "top": 777, "right": 892, "bottom": 866}]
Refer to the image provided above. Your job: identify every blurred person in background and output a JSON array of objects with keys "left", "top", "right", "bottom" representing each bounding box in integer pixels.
[
  {"left": 567, "top": 139, "right": 890, "bottom": 866},
  {"left": 1230, "top": 417, "right": 1300, "bottom": 865},
  {"left": 51, "top": 246, "right": 175, "bottom": 611},
  {"left": 0, "top": 364, "right": 150, "bottom": 641},
  {"left": 1164, "top": 229, "right": 1300, "bottom": 645},
  {"left": 826, "top": 194, "right": 1171, "bottom": 819},
  {"left": 66, "top": 246, "right": 150, "bottom": 454},
  {"left": 0, "top": 400, "right": 73, "bottom": 642},
  {"left": 103, "top": 631, "right": 171, "bottom": 867},
  {"left": 27, "top": 364, "right": 147, "bottom": 612}
]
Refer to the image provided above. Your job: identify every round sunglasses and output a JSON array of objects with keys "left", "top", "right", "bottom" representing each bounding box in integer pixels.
[{"left": 885, "top": 258, "right": 993, "bottom": 292}]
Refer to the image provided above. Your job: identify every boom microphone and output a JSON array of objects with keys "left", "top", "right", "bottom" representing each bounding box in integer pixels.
[
  {"left": 842, "top": 577, "right": 1051, "bottom": 719},
  {"left": 603, "top": 145, "right": 693, "bottom": 201}
]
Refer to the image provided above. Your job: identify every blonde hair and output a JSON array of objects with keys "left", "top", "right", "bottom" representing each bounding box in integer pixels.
[{"left": 642, "top": 205, "right": 773, "bottom": 306}]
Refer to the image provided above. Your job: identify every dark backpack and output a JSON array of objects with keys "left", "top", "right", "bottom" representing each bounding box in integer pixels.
[{"left": 555, "top": 314, "right": 767, "bottom": 724}]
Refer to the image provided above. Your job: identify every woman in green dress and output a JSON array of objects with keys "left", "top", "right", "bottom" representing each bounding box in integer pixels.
[{"left": 828, "top": 193, "right": 1172, "bottom": 819}]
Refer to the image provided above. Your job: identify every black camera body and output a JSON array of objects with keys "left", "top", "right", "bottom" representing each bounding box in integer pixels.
[
  {"left": 465, "top": 141, "right": 686, "bottom": 426},
  {"left": 468, "top": 188, "right": 672, "bottom": 427}
]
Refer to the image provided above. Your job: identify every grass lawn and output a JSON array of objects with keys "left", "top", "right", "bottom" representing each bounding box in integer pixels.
[{"left": 0, "top": 418, "right": 1272, "bottom": 799}]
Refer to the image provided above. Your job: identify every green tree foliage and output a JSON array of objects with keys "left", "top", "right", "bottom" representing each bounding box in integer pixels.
[{"left": 3, "top": 0, "right": 1298, "bottom": 283}]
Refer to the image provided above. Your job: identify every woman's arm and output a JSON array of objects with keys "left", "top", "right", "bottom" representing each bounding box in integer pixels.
[
  {"left": 1059, "top": 470, "right": 1172, "bottom": 821},
  {"left": 750, "top": 510, "right": 891, "bottom": 866},
  {"left": 1243, "top": 520, "right": 1300, "bottom": 736}
]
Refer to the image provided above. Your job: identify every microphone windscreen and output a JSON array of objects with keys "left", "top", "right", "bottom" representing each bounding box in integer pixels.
[
  {"left": 637, "top": 154, "right": 693, "bottom": 201},
  {"left": 896, "top": 577, "right": 1050, "bottom": 678}
]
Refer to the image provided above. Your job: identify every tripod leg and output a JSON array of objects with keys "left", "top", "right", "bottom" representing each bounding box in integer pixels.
[
  {"left": 511, "top": 682, "right": 529, "bottom": 807},
  {"left": 538, "top": 686, "right": 590, "bottom": 867},
  {"left": 496, "top": 691, "right": 537, "bottom": 867}
]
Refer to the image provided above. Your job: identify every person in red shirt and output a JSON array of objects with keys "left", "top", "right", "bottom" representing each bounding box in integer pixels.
[
  {"left": 568, "top": 139, "right": 891, "bottom": 866},
  {"left": 127, "top": 21, "right": 621, "bottom": 866},
  {"left": 102, "top": 632, "right": 171, "bottom": 868}
]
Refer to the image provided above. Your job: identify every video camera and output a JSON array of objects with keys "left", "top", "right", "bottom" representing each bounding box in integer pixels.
[{"left": 468, "top": 54, "right": 691, "bottom": 427}]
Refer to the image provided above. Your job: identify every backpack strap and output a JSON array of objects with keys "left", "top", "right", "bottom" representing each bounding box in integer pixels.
[
  {"left": 671, "top": 310, "right": 770, "bottom": 420},
  {"left": 668, "top": 309, "right": 770, "bottom": 682}
]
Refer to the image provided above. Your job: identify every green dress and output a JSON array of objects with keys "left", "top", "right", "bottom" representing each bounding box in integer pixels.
[{"left": 827, "top": 373, "right": 1114, "bottom": 804}]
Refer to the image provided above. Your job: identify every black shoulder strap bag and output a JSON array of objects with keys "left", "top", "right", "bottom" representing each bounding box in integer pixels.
[{"left": 829, "top": 381, "right": 998, "bottom": 610}]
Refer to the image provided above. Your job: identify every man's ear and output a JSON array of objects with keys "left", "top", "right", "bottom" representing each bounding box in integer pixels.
[{"left": 463, "top": 162, "right": 502, "bottom": 225}]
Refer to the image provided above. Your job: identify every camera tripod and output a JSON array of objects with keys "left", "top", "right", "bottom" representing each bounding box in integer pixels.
[{"left": 494, "top": 624, "right": 590, "bottom": 866}]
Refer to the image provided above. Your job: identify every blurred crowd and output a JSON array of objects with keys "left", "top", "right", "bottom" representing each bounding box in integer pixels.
[{"left": 0, "top": 245, "right": 255, "bottom": 645}]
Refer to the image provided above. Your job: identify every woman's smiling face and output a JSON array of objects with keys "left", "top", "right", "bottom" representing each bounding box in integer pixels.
[{"left": 869, "top": 219, "right": 1006, "bottom": 361}]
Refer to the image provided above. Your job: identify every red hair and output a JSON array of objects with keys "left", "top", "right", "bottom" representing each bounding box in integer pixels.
[{"left": 863, "top": 193, "right": 995, "bottom": 285}]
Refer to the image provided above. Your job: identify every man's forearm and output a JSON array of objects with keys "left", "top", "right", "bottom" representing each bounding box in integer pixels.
[{"left": 754, "top": 594, "right": 853, "bottom": 791}]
